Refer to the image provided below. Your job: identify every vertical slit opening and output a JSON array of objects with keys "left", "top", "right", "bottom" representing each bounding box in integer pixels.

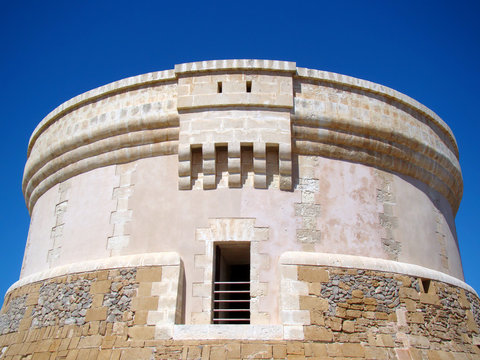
[
  {"left": 246, "top": 81, "right": 252, "bottom": 93},
  {"left": 212, "top": 243, "right": 250, "bottom": 324},
  {"left": 217, "top": 82, "right": 223, "bottom": 93},
  {"left": 266, "top": 144, "right": 279, "bottom": 188},
  {"left": 191, "top": 146, "right": 203, "bottom": 189},
  {"left": 240, "top": 144, "right": 254, "bottom": 186},
  {"left": 215, "top": 145, "right": 228, "bottom": 187},
  {"left": 421, "top": 278, "right": 431, "bottom": 293}
]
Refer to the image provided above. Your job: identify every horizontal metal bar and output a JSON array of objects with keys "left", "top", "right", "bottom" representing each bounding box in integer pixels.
[
  {"left": 214, "top": 290, "right": 250, "bottom": 294},
  {"left": 213, "top": 309, "right": 250, "bottom": 312},
  {"left": 214, "top": 281, "right": 251, "bottom": 285},
  {"left": 214, "top": 299, "right": 250, "bottom": 303},
  {"left": 213, "top": 318, "right": 251, "bottom": 322}
]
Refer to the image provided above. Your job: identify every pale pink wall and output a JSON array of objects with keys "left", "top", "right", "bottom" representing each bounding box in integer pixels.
[
  {"left": 59, "top": 166, "right": 117, "bottom": 267},
  {"left": 311, "top": 157, "right": 385, "bottom": 258},
  {"left": 21, "top": 184, "right": 58, "bottom": 277},
  {"left": 394, "top": 175, "right": 463, "bottom": 279},
  {"left": 21, "top": 154, "right": 463, "bottom": 315}
]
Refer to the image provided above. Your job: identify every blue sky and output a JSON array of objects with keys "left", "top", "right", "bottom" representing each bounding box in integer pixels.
[{"left": 0, "top": 1, "right": 478, "bottom": 297}]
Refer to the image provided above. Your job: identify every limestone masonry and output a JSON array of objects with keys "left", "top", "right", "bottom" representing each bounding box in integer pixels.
[{"left": 1, "top": 60, "right": 478, "bottom": 359}]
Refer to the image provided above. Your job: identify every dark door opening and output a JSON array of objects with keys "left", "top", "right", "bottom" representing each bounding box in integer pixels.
[{"left": 213, "top": 243, "right": 250, "bottom": 324}]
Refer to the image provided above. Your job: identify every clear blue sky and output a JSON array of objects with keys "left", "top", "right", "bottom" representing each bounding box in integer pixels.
[{"left": 0, "top": 1, "right": 478, "bottom": 297}]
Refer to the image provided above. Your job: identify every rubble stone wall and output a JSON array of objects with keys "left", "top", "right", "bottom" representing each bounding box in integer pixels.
[{"left": 0, "top": 260, "right": 479, "bottom": 359}]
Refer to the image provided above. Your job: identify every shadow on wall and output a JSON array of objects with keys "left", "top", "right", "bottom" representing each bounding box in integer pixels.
[{"left": 397, "top": 172, "right": 459, "bottom": 254}]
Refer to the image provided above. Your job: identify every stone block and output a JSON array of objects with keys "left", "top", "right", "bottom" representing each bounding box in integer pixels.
[
  {"left": 26, "top": 293, "right": 39, "bottom": 306},
  {"left": 409, "top": 334, "right": 431, "bottom": 349},
  {"left": 254, "top": 158, "right": 266, "bottom": 174},
  {"left": 228, "top": 142, "right": 241, "bottom": 158},
  {"left": 192, "top": 283, "right": 211, "bottom": 297},
  {"left": 127, "top": 326, "right": 155, "bottom": 340},
  {"left": 346, "top": 309, "right": 362, "bottom": 318},
  {"left": 90, "top": 280, "right": 112, "bottom": 294},
  {"left": 304, "top": 343, "right": 327, "bottom": 357},
  {"left": 225, "top": 343, "right": 240, "bottom": 359},
  {"left": 241, "top": 344, "right": 272, "bottom": 359},
  {"left": 137, "top": 282, "right": 152, "bottom": 297},
  {"left": 210, "top": 346, "right": 226, "bottom": 359},
  {"left": 283, "top": 325, "right": 304, "bottom": 340},
  {"left": 352, "top": 289, "right": 364, "bottom": 298},
  {"left": 191, "top": 312, "right": 210, "bottom": 324},
  {"left": 178, "top": 176, "right": 191, "bottom": 190},
  {"left": 120, "top": 348, "right": 154, "bottom": 360},
  {"left": 326, "top": 343, "right": 342, "bottom": 357},
  {"left": 408, "top": 312, "right": 425, "bottom": 324},
  {"left": 78, "top": 334, "right": 102, "bottom": 348},
  {"left": 399, "top": 287, "right": 420, "bottom": 300},
  {"left": 228, "top": 173, "right": 241, "bottom": 188},
  {"left": 376, "top": 334, "right": 395, "bottom": 347},
  {"left": 342, "top": 343, "right": 365, "bottom": 358},
  {"left": 136, "top": 267, "right": 162, "bottom": 282},
  {"left": 250, "top": 312, "right": 270, "bottom": 325},
  {"left": 85, "top": 308, "right": 107, "bottom": 322},
  {"left": 131, "top": 296, "right": 159, "bottom": 311},
  {"left": 98, "top": 350, "right": 113, "bottom": 360},
  {"left": 203, "top": 159, "right": 216, "bottom": 174},
  {"left": 365, "top": 346, "right": 390, "bottom": 359},
  {"left": 101, "top": 335, "right": 116, "bottom": 349},
  {"left": 466, "top": 310, "right": 480, "bottom": 333},
  {"left": 281, "top": 310, "right": 310, "bottom": 325},
  {"left": 299, "top": 296, "right": 329, "bottom": 312},
  {"left": 254, "top": 174, "right": 267, "bottom": 189},
  {"left": 286, "top": 341, "right": 304, "bottom": 355},
  {"left": 297, "top": 267, "right": 329, "bottom": 282},
  {"left": 375, "top": 312, "right": 389, "bottom": 320},
  {"left": 304, "top": 325, "right": 333, "bottom": 342},
  {"left": 203, "top": 174, "right": 216, "bottom": 189},
  {"left": 404, "top": 298, "right": 417, "bottom": 312},
  {"left": 146, "top": 311, "right": 165, "bottom": 325},
  {"left": 420, "top": 293, "right": 440, "bottom": 305},
  {"left": 343, "top": 320, "right": 355, "bottom": 333},
  {"left": 178, "top": 161, "right": 191, "bottom": 177},
  {"left": 308, "top": 282, "right": 322, "bottom": 296},
  {"left": 273, "top": 344, "right": 287, "bottom": 358},
  {"left": 279, "top": 175, "right": 292, "bottom": 190},
  {"left": 155, "top": 325, "right": 173, "bottom": 339}
]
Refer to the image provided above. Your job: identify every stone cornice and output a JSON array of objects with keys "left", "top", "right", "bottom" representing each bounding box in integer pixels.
[
  {"left": 295, "top": 67, "right": 458, "bottom": 156},
  {"left": 23, "top": 60, "right": 462, "bottom": 214}
]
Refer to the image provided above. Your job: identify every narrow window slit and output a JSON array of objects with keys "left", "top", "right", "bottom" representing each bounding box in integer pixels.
[
  {"left": 217, "top": 82, "right": 222, "bottom": 93},
  {"left": 246, "top": 81, "right": 252, "bottom": 93}
]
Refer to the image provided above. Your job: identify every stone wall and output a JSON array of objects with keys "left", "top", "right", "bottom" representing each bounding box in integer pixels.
[{"left": 0, "top": 258, "right": 479, "bottom": 359}]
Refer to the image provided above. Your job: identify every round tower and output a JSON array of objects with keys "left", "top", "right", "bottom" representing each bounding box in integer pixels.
[{"left": 1, "top": 60, "right": 478, "bottom": 359}]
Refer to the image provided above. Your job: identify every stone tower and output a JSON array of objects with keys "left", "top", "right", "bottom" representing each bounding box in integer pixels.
[{"left": 1, "top": 60, "right": 479, "bottom": 359}]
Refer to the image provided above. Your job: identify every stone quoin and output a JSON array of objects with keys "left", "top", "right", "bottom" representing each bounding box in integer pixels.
[{"left": 1, "top": 60, "right": 478, "bottom": 359}]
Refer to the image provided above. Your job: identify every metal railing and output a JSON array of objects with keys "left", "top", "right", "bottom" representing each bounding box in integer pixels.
[{"left": 212, "top": 281, "right": 250, "bottom": 323}]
